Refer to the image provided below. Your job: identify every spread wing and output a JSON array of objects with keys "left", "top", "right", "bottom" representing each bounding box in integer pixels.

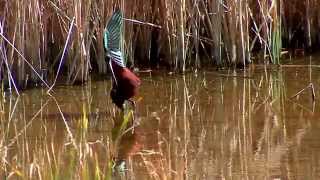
[{"left": 104, "top": 9, "right": 125, "bottom": 67}]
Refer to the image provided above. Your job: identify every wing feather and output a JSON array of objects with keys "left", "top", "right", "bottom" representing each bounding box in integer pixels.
[{"left": 103, "top": 9, "right": 125, "bottom": 67}]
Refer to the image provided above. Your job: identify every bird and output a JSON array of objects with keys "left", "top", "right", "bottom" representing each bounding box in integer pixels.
[{"left": 104, "top": 9, "right": 141, "bottom": 109}]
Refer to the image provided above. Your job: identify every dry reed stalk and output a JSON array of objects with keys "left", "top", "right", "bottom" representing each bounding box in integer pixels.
[
  {"left": 205, "top": 0, "right": 223, "bottom": 65},
  {"left": 189, "top": 0, "right": 200, "bottom": 69},
  {"left": 0, "top": 20, "right": 20, "bottom": 94},
  {"left": 49, "top": 17, "right": 75, "bottom": 92},
  {"left": 25, "top": 1, "right": 43, "bottom": 83},
  {"left": 66, "top": 0, "right": 89, "bottom": 84},
  {"left": 290, "top": 83, "right": 315, "bottom": 101},
  {"left": 123, "top": 6, "right": 136, "bottom": 67},
  {"left": 94, "top": 1, "right": 108, "bottom": 74},
  {"left": 177, "top": 0, "right": 186, "bottom": 72},
  {"left": 0, "top": 28, "right": 51, "bottom": 90},
  {"left": 222, "top": 0, "right": 239, "bottom": 65},
  {"left": 124, "top": 0, "right": 153, "bottom": 66},
  {"left": 164, "top": 0, "right": 177, "bottom": 69}
]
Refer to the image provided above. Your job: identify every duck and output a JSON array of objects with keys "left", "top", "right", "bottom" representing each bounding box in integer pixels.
[{"left": 104, "top": 9, "right": 141, "bottom": 109}]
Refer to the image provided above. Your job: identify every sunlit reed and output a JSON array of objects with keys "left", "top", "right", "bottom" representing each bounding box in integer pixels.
[{"left": 0, "top": 0, "right": 319, "bottom": 88}]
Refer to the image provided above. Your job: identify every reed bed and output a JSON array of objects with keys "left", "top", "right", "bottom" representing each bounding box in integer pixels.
[{"left": 0, "top": 0, "right": 319, "bottom": 89}]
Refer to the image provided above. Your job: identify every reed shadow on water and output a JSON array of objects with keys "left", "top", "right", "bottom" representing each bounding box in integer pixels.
[{"left": 0, "top": 60, "right": 320, "bottom": 179}]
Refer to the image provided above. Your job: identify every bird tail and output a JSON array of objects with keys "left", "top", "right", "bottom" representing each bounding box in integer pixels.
[{"left": 104, "top": 9, "right": 125, "bottom": 68}]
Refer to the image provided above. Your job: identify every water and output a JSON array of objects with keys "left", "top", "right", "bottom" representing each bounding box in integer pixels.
[{"left": 1, "top": 57, "right": 320, "bottom": 179}]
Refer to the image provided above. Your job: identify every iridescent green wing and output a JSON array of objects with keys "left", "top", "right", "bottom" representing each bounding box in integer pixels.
[
  {"left": 104, "top": 9, "right": 125, "bottom": 67},
  {"left": 104, "top": 9, "right": 122, "bottom": 51}
]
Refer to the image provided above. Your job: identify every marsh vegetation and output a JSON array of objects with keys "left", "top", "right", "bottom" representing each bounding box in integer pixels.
[{"left": 1, "top": 0, "right": 320, "bottom": 179}]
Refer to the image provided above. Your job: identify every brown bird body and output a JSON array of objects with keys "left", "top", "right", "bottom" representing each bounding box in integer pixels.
[
  {"left": 104, "top": 9, "right": 141, "bottom": 109},
  {"left": 110, "top": 60, "right": 141, "bottom": 109}
]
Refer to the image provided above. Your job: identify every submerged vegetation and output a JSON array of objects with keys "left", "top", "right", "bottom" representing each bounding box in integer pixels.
[{"left": 0, "top": 0, "right": 319, "bottom": 89}]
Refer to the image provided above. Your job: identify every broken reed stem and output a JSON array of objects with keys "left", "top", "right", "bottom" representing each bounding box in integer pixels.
[
  {"left": 50, "top": 95, "right": 77, "bottom": 148},
  {"left": 48, "top": 17, "right": 75, "bottom": 93},
  {"left": 123, "top": 18, "right": 162, "bottom": 28},
  {"left": 253, "top": 64, "right": 320, "bottom": 68},
  {"left": 7, "top": 98, "right": 50, "bottom": 147},
  {"left": 0, "top": 21, "right": 20, "bottom": 95},
  {"left": 0, "top": 32, "right": 51, "bottom": 90},
  {"left": 290, "top": 83, "right": 315, "bottom": 101},
  {"left": 280, "top": 65, "right": 320, "bottom": 68}
]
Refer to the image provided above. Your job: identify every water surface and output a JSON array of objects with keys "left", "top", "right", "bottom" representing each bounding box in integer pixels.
[{"left": 1, "top": 57, "right": 320, "bottom": 179}]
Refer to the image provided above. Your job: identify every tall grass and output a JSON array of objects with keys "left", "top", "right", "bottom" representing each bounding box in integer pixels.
[{"left": 0, "top": 0, "right": 319, "bottom": 87}]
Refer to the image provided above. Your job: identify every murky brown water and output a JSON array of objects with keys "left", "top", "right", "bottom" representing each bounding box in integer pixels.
[{"left": 1, "top": 57, "right": 320, "bottom": 179}]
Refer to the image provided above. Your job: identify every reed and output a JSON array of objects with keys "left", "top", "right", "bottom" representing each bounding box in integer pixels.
[{"left": 0, "top": 0, "right": 319, "bottom": 86}]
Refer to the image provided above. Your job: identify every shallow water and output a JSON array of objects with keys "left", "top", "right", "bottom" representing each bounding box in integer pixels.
[{"left": 1, "top": 57, "right": 320, "bottom": 179}]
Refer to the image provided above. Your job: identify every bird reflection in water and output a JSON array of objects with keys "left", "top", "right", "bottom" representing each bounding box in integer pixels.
[{"left": 112, "top": 100, "right": 144, "bottom": 176}]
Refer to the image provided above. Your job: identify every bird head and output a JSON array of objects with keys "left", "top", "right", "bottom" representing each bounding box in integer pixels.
[{"left": 110, "top": 87, "right": 125, "bottom": 109}]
